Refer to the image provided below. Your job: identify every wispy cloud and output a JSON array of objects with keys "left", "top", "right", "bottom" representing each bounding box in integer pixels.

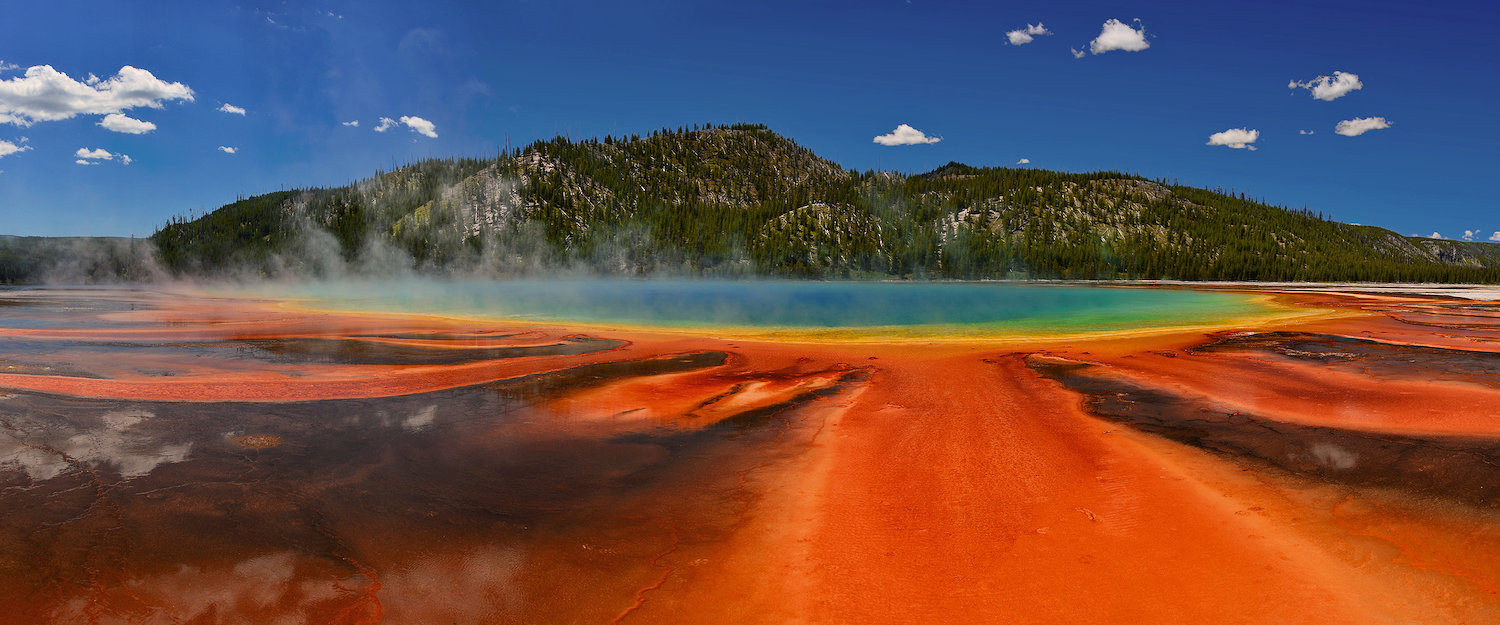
[
  {"left": 217, "top": 146, "right": 237, "bottom": 154},
  {"left": 1207, "top": 127, "right": 1259, "bottom": 150},
  {"left": 1070, "top": 48, "right": 1086, "bottom": 59},
  {"left": 98, "top": 113, "right": 156, "bottom": 134},
  {"left": 341, "top": 120, "right": 359, "bottom": 127},
  {"left": 1334, "top": 116, "right": 1391, "bottom": 137},
  {"left": 217, "top": 103, "right": 246, "bottom": 115},
  {"left": 1464, "top": 230, "right": 1477, "bottom": 241},
  {"left": 0, "top": 137, "right": 29, "bottom": 158},
  {"left": 873, "top": 123, "right": 941, "bottom": 146},
  {"left": 1016, "top": 158, "right": 1031, "bottom": 164},
  {"left": 0, "top": 64, "right": 193, "bottom": 127},
  {"left": 1006, "top": 23, "right": 1051, "bottom": 46},
  {"left": 1299, "top": 129, "right": 1314, "bottom": 135},
  {"left": 373, "top": 117, "right": 396, "bottom": 132},
  {"left": 1087, "top": 19, "right": 1150, "bottom": 55},
  {"left": 1289, "top": 71, "right": 1362, "bottom": 101}
]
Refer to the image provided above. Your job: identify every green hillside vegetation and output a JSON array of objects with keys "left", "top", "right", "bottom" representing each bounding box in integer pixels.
[{"left": 135, "top": 123, "right": 1500, "bottom": 283}]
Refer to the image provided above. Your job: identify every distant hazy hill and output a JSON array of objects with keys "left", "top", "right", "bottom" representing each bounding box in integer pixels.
[{"left": 48, "top": 123, "right": 1500, "bottom": 283}]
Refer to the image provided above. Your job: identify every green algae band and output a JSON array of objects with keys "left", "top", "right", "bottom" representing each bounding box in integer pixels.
[{"left": 289, "top": 281, "right": 1275, "bottom": 336}]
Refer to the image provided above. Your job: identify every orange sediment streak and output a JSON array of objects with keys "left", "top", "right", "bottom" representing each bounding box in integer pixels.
[{"left": 2, "top": 288, "right": 1499, "bottom": 623}]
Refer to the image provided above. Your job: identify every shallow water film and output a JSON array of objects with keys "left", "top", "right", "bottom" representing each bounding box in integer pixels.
[{"left": 1, "top": 285, "right": 1498, "bottom": 624}]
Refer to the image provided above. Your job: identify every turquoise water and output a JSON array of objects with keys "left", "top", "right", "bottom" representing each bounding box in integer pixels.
[{"left": 268, "top": 281, "right": 1274, "bottom": 335}]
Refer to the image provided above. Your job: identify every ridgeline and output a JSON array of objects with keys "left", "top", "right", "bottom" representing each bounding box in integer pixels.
[{"left": 9, "top": 124, "right": 1500, "bottom": 283}]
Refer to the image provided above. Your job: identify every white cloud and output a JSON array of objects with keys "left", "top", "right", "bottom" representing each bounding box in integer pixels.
[
  {"left": 217, "top": 146, "right": 237, "bottom": 154},
  {"left": 873, "top": 123, "right": 941, "bottom": 146},
  {"left": 0, "top": 137, "right": 28, "bottom": 158},
  {"left": 1491, "top": 232, "right": 1500, "bottom": 242},
  {"left": 1070, "top": 48, "right": 1086, "bottom": 59},
  {"left": 98, "top": 112, "right": 156, "bottom": 134},
  {"left": 1016, "top": 158, "right": 1031, "bottom": 164},
  {"left": 1463, "top": 230, "right": 1476, "bottom": 241},
  {"left": 74, "top": 146, "right": 129, "bottom": 165},
  {"left": 399, "top": 115, "right": 438, "bottom": 138},
  {"left": 1289, "top": 71, "right": 1362, "bottom": 101},
  {"left": 0, "top": 60, "right": 19, "bottom": 74},
  {"left": 1334, "top": 116, "right": 1391, "bottom": 137},
  {"left": 0, "top": 64, "right": 193, "bottom": 127},
  {"left": 373, "top": 117, "right": 396, "bottom": 132},
  {"left": 1206, "top": 127, "right": 1259, "bottom": 150},
  {"left": 1088, "top": 19, "right": 1150, "bottom": 54},
  {"left": 217, "top": 103, "right": 246, "bottom": 116},
  {"left": 1299, "top": 129, "right": 1314, "bottom": 135},
  {"left": 341, "top": 120, "right": 359, "bottom": 127},
  {"left": 1006, "top": 23, "right": 1051, "bottom": 46},
  {"left": 1428, "top": 232, "right": 1443, "bottom": 239}
]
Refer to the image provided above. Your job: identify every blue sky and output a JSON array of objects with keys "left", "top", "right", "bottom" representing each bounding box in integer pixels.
[{"left": 2, "top": 0, "right": 1497, "bottom": 241}]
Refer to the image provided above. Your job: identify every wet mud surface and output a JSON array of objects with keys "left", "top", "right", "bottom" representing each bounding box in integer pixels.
[
  {"left": 3, "top": 287, "right": 1500, "bottom": 624},
  {"left": 1028, "top": 352, "right": 1500, "bottom": 507}
]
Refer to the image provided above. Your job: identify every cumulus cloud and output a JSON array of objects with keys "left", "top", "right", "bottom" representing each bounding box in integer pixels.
[
  {"left": 1464, "top": 230, "right": 1477, "bottom": 241},
  {"left": 98, "top": 112, "right": 156, "bottom": 134},
  {"left": 1007, "top": 23, "right": 1051, "bottom": 46},
  {"left": 373, "top": 117, "right": 396, "bottom": 132},
  {"left": 399, "top": 115, "right": 438, "bottom": 138},
  {"left": 1428, "top": 232, "right": 1443, "bottom": 239},
  {"left": 0, "top": 64, "right": 193, "bottom": 127},
  {"left": 873, "top": 123, "right": 941, "bottom": 146},
  {"left": 1206, "top": 127, "right": 1259, "bottom": 150},
  {"left": 217, "top": 146, "right": 237, "bottom": 154},
  {"left": 217, "top": 103, "right": 246, "bottom": 115},
  {"left": 1491, "top": 232, "right": 1500, "bottom": 242},
  {"left": 74, "top": 146, "right": 129, "bottom": 165},
  {"left": 341, "top": 120, "right": 359, "bottom": 127},
  {"left": 1088, "top": 19, "right": 1150, "bottom": 54},
  {"left": 1289, "top": 71, "right": 1362, "bottom": 101},
  {"left": 1334, "top": 116, "right": 1391, "bottom": 137},
  {"left": 0, "top": 137, "right": 29, "bottom": 158},
  {"left": 1016, "top": 158, "right": 1031, "bottom": 164}
]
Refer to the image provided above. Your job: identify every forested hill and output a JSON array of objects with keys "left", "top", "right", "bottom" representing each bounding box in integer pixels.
[{"left": 141, "top": 123, "right": 1500, "bottom": 282}]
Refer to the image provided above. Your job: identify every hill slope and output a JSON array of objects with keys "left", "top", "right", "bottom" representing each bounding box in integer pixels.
[{"left": 144, "top": 123, "right": 1500, "bottom": 282}]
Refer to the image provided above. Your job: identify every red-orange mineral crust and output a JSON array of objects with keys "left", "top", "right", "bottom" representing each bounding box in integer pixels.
[{"left": 0, "top": 289, "right": 1497, "bottom": 624}]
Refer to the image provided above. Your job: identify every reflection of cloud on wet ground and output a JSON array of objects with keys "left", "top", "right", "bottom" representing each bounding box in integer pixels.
[
  {"left": 380, "top": 546, "right": 526, "bottom": 623},
  {"left": 47, "top": 547, "right": 526, "bottom": 624},
  {"left": 1309, "top": 442, "right": 1357, "bottom": 470},
  {"left": 403, "top": 404, "right": 437, "bottom": 432},
  {"left": 55, "top": 551, "right": 353, "bottom": 624},
  {"left": 0, "top": 408, "right": 192, "bottom": 480}
]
